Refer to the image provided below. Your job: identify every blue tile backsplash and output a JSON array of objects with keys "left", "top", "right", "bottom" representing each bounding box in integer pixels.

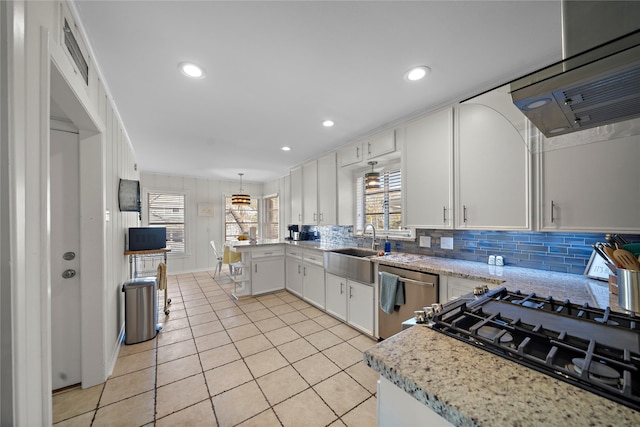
[{"left": 312, "top": 225, "right": 640, "bottom": 276}]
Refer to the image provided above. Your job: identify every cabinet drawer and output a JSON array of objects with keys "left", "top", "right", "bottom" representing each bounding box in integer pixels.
[
  {"left": 303, "top": 250, "right": 324, "bottom": 267},
  {"left": 251, "top": 247, "right": 285, "bottom": 259},
  {"left": 286, "top": 247, "right": 303, "bottom": 259}
]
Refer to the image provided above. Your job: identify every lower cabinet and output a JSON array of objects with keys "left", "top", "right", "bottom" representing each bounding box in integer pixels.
[
  {"left": 303, "top": 263, "right": 325, "bottom": 309},
  {"left": 326, "top": 273, "right": 374, "bottom": 335},
  {"left": 285, "top": 250, "right": 303, "bottom": 297},
  {"left": 252, "top": 257, "right": 285, "bottom": 295}
]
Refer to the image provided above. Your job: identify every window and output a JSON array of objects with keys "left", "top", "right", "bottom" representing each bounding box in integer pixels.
[
  {"left": 263, "top": 194, "right": 279, "bottom": 240},
  {"left": 356, "top": 167, "right": 403, "bottom": 234},
  {"left": 225, "top": 196, "right": 259, "bottom": 241},
  {"left": 147, "top": 192, "right": 185, "bottom": 253}
]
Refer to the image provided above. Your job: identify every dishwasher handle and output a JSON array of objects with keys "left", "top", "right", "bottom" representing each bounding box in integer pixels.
[{"left": 378, "top": 271, "right": 435, "bottom": 287}]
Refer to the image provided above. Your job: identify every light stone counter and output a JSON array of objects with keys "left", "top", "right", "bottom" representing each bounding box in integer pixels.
[{"left": 365, "top": 326, "right": 640, "bottom": 427}]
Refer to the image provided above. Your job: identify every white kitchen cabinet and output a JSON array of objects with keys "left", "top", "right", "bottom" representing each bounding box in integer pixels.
[
  {"left": 325, "top": 273, "right": 347, "bottom": 321},
  {"left": 338, "top": 142, "right": 363, "bottom": 167},
  {"left": 285, "top": 247, "right": 303, "bottom": 297},
  {"left": 366, "top": 130, "right": 396, "bottom": 160},
  {"left": 404, "top": 108, "right": 454, "bottom": 229},
  {"left": 539, "top": 135, "right": 640, "bottom": 233},
  {"left": 347, "top": 280, "right": 374, "bottom": 335},
  {"left": 252, "top": 257, "right": 285, "bottom": 295},
  {"left": 317, "top": 153, "right": 337, "bottom": 225},
  {"left": 302, "top": 160, "right": 318, "bottom": 224},
  {"left": 290, "top": 166, "right": 303, "bottom": 224},
  {"left": 302, "top": 250, "right": 325, "bottom": 309},
  {"left": 455, "top": 103, "right": 531, "bottom": 230}
]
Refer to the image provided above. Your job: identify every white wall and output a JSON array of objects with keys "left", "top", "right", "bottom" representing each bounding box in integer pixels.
[{"left": 2, "top": 1, "right": 138, "bottom": 424}]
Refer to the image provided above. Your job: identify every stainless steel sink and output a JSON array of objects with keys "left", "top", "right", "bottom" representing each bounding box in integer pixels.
[{"left": 324, "top": 248, "right": 378, "bottom": 284}]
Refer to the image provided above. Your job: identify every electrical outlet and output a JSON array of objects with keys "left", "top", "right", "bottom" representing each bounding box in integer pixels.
[
  {"left": 441, "top": 236, "right": 454, "bottom": 250},
  {"left": 419, "top": 236, "right": 431, "bottom": 248}
]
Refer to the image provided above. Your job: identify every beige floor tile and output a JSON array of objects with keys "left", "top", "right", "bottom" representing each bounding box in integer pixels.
[
  {"left": 161, "top": 316, "right": 191, "bottom": 332},
  {"left": 189, "top": 311, "right": 219, "bottom": 326},
  {"left": 111, "top": 348, "right": 157, "bottom": 377},
  {"left": 274, "top": 388, "right": 337, "bottom": 427},
  {"left": 345, "top": 362, "right": 379, "bottom": 394},
  {"left": 322, "top": 342, "right": 364, "bottom": 369},
  {"left": 278, "top": 311, "right": 309, "bottom": 325},
  {"left": 186, "top": 303, "right": 214, "bottom": 316},
  {"left": 157, "top": 354, "right": 202, "bottom": 387},
  {"left": 53, "top": 411, "right": 94, "bottom": 427},
  {"left": 226, "top": 323, "right": 262, "bottom": 342},
  {"left": 290, "top": 319, "right": 324, "bottom": 336},
  {"left": 211, "top": 299, "right": 236, "bottom": 310},
  {"left": 156, "top": 400, "right": 217, "bottom": 427},
  {"left": 314, "top": 372, "right": 370, "bottom": 416},
  {"left": 100, "top": 367, "right": 155, "bottom": 406},
  {"left": 234, "top": 334, "right": 274, "bottom": 357},
  {"left": 220, "top": 313, "right": 251, "bottom": 329},
  {"left": 305, "top": 329, "right": 343, "bottom": 351},
  {"left": 216, "top": 306, "right": 245, "bottom": 319},
  {"left": 156, "top": 373, "right": 210, "bottom": 418},
  {"left": 182, "top": 292, "right": 206, "bottom": 302},
  {"left": 300, "top": 306, "right": 325, "bottom": 319},
  {"left": 328, "top": 419, "right": 347, "bottom": 427},
  {"left": 278, "top": 292, "right": 300, "bottom": 303},
  {"left": 255, "top": 316, "right": 287, "bottom": 333},
  {"left": 157, "top": 327, "right": 193, "bottom": 348},
  {"left": 204, "top": 359, "right": 253, "bottom": 396},
  {"left": 256, "top": 366, "right": 309, "bottom": 406},
  {"left": 183, "top": 298, "right": 210, "bottom": 309},
  {"left": 93, "top": 390, "right": 154, "bottom": 427},
  {"left": 264, "top": 326, "right": 301, "bottom": 346},
  {"left": 259, "top": 297, "right": 286, "bottom": 308},
  {"left": 52, "top": 384, "right": 103, "bottom": 424},
  {"left": 191, "top": 320, "right": 225, "bottom": 338},
  {"left": 277, "top": 338, "right": 318, "bottom": 363},
  {"left": 245, "top": 308, "right": 276, "bottom": 322},
  {"left": 314, "top": 313, "right": 343, "bottom": 328},
  {"left": 329, "top": 323, "right": 362, "bottom": 341},
  {"left": 117, "top": 338, "right": 156, "bottom": 358},
  {"left": 157, "top": 339, "right": 197, "bottom": 364},
  {"left": 235, "top": 296, "right": 260, "bottom": 306},
  {"left": 269, "top": 303, "right": 297, "bottom": 316},
  {"left": 195, "top": 330, "right": 231, "bottom": 352},
  {"left": 289, "top": 300, "right": 312, "bottom": 310},
  {"left": 240, "top": 301, "right": 266, "bottom": 313},
  {"left": 165, "top": 308, "right": 187, "bottom": 319},
  {"left": 244, "top": 348, "right": 289, "bottom": 378},
  {"left": 236, "top": 409, "right": 280, "bottom": 427},
  {"left": 212, "top": 381, "right": 270, "bottom": 427},
  {"left": 199, "top": 343, "right": 241, "bottom": 371},
  {"left": 292, "top": 353, "right": 341, "bottom": 385},
  {"left": 341, "top": 396, "right": 377, "bottom": 427},
  {"left": 348, "top": 335, "right": 377, "bottom": 352}
]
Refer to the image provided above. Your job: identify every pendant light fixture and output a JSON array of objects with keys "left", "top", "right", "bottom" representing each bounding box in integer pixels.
[
  {"left": 232, "top": 173, "right": 251, "bottom": 206},
  {"left": 365, "top": 161, "right": 381, "bottom": 191}
]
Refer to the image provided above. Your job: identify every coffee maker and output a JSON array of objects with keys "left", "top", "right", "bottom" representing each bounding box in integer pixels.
[{"left": 287, "top": 224, "right": 299, "bottom": 241}]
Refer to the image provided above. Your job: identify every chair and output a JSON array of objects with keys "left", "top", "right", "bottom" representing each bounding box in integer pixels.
[{"left": 210, "top": 241, "right": 223, "bottom": 278}]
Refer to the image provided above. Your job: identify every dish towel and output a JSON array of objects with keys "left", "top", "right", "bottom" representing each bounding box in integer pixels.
[
  {"left": 223, "top": 246, "right": 242, "bottom": 264},
  {"left": 156, "top": 262, "right": 167, "bottom": 291},
  {"left": 380, "top": 272, "right": 404, "bottom": 314}
]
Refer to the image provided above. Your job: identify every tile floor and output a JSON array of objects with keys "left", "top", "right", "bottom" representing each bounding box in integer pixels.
[{"left": 52, "top": 270, "right": 380, "bottom": 426}]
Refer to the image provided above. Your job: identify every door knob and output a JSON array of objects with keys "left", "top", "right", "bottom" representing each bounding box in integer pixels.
[{"left": 62, "top": 269, "right": 77, "bottom": 279}]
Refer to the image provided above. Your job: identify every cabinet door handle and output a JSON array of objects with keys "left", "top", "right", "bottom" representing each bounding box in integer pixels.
[
  {"left": 367, "top": 142, "right": 371, "bottom": 155},
  {"left": 319, "top": 212, "right": 323, "bottom": 222},
  {"left": 263, "top": 252, "right": 272, "bottom": 255},
  {"left": 298, "top": 265, "right": 301, "bottom": 274},
  {"left": 254, "top": 264, "right": 257, "bottom": 273},
  {"left": 463, "top": 205, "right": 468, "bottom": 223},
  {"left": 443, "top": 206, "right": 447, "bottom": 223},
  {"left": 356, "top": 146, "right": 360, "bottom": 159},
  {"left": 303, "top": 267, "right": 307, "bottom": 276},
  {"left": 340, "top": 282, "right": 344, "bottom": 295},
  {"left": 551, "top": 200, "right": 556, "bottom": 223},
  {"left": 298, "top": 213, "right": 301, "bottom": 221},
  {"left": 313, "top": 212, "right": 317, "bottom": 221},
  {"left": 349, "top": 285, "right": 353, "bottom": 299}
]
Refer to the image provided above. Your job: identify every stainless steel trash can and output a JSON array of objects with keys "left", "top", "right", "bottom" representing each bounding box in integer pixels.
[{"left": 122, "top": 278, "right": 157, "bottom": 344}]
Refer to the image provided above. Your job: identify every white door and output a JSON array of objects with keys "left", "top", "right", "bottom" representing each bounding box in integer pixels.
[{"left": 50, "top": 126, "right": 82, "bottom": 390}]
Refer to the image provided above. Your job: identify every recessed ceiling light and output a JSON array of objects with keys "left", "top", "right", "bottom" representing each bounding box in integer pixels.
[
  {"left": 404, "top": 66, "right": 431, "bottom": 81},
  {"left": 281, "top": 146, "right": 291, "bottom": 151},
  {"left": 322, "top": 120, "right": 334, "bottom": 127},
  {"left": 179, "top": 62, "right": 206, "bottom": 79}
]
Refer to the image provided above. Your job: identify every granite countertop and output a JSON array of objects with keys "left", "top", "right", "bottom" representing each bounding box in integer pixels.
[{"left": 365, "top": 326, "right": 640, "bottom": 427}]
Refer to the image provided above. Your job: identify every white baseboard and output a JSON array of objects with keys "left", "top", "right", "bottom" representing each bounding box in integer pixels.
[{"left": 107, "top": 323, "right": 125, "bottom": 377}]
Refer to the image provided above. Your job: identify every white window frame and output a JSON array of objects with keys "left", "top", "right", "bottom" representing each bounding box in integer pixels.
[{"left": 144, "top": 189, "right": 188, "bottom": 255}]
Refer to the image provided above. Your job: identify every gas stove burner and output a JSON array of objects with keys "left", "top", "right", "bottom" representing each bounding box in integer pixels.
[
  {"left": 511, "top": 299, "right": 544, "bottom": 309},
  {"left": 570, "top": 358, "right": 621, "bottom": 386},
  {"left": 477, "top": 325, "right": 514, "bottom": 343},
  {"left": 594, "top": 317, "right": 620, "bottom": 326}
]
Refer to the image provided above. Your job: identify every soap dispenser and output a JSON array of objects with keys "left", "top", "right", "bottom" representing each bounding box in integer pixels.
[{"left": 384, "top": 238, "right": 391, "bottom": 255}]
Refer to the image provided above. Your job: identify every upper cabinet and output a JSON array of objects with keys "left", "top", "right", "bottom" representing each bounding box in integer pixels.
[
  {"left": 403, "top": 108, "right": 454, "bottom": 229},
  {"left": 339, "top": 143, "right": 363, "bottom": 167},
  {"left": 365, "top": 130, "right": 396, "bottom": 160},
  {"left": 539, "top": 135, "right": 640, "bottom": 233},
  {"left": 302, "top": 160, "right": 318, "bottom": 224},
  {"left": 455, "top": 101, "right": 531, "bottom": 230},
  {"left": 290, "top": 166, "right": 303, "bottom": 224},
  {"left": 299, "top": 153, "right": 337, "bottom": 225}
]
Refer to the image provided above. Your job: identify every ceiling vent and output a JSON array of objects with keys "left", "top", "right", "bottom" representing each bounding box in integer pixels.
[{"left": 63, "top": 19, "right": 89, "bottom": 85}]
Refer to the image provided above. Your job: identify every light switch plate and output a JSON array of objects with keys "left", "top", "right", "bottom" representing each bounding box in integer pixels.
[
  {"left": 441, "top": 237, "right": 454, "bottom": 250},
  {"left": 419, "top": 236, "right": 431, "bottom": 248}
]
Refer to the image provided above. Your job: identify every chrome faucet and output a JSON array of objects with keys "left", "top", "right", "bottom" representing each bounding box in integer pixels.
[{"left": 364, "top": 223, "right": 377, "bottom": 250}]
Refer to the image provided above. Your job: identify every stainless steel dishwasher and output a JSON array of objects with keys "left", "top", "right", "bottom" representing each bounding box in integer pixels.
[{"left": 378, "top": 264, "right": 438, "bottom": 339}]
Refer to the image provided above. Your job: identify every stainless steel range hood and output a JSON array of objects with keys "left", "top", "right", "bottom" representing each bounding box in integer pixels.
[{"left": 510, "top": 1, "right": 640, "bottom": 138}]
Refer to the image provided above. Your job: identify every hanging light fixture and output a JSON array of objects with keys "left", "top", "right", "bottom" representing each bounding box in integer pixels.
[
  {"left": 232, "top": 173, "right": 251, "bottom": 206},
  {"left": 365, "top": 161, "right": 381, "bottom": 191}
]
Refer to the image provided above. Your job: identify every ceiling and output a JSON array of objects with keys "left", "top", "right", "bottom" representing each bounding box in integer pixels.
[{"left": 71, "top": 1, "right": 562, "bottom": 183}]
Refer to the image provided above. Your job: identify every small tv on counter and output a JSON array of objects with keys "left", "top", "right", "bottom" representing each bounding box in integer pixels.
[{"left": 128, "top": 227, "right": 167, "bottom": 251}]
